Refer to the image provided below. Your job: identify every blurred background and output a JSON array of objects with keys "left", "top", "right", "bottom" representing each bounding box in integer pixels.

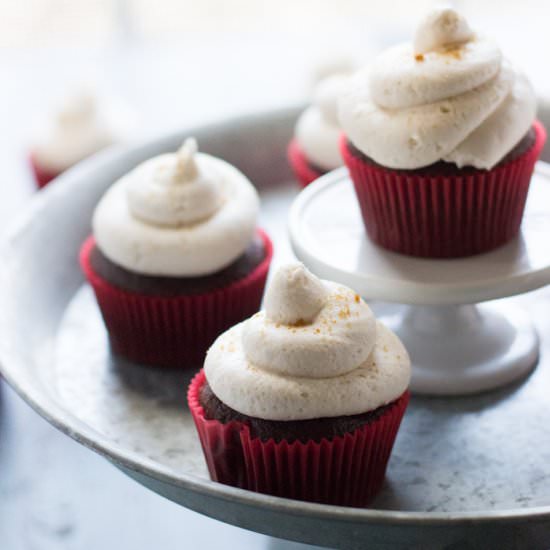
[
  {"left": 2, "top": 0, "right": 550, "bottom": 194},
  {"left": 1, "top": 1, "right": 549, "bottom": 549}
]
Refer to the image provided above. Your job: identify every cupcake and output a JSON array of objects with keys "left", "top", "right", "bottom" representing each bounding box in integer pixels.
[
  {"left": 288, "top": 74, "right": 350, "bottom": 187},
  {"left": 29, "top": 91, "right": 122, "bottom": 189},
  {"left": 188, "top": 263, "right": 410, "bottom": 506},
  {"left": 339, "top": 8, "right": 546, "bottom": 258},
  {"left": 80, "top": 138, "right": 273, "bottom": 368}
]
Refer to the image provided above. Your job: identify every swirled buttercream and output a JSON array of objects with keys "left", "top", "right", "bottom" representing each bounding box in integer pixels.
[
  {"left": 93, "top": 138, "right": 259, "bottom": 276},
  {"left": 204, "top": 264, "right": 410, "bottom": 420},
  {"left": 295, "top": 75, "right": 349, "bottom": 171},
  {"left": 339, "top": 7, "right": 536, "bottom": 169},
  {"left": 32, "top": 92, "right": 119, "bottom": 173}
]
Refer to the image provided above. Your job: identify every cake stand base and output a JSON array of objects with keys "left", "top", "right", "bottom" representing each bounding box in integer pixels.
[{"left": 378, "top": 301, "right": 539, "bottom": 395}]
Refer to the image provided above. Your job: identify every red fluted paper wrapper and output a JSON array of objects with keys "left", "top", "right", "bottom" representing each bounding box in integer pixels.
[
  {"left": 29, "top": 154, "right": 61, "bottom": 189},
  {"left": 80, "top": 230, "right": 273, "bottom": 369},
  {"left": 188, "top": 370, "right": 410, "bottom": 507},
  {"left": 287, "top": 139, "right": 325, "bottom": 188},
  {"left": 341, "top": 121, "right": 547, "bottom": 258}
]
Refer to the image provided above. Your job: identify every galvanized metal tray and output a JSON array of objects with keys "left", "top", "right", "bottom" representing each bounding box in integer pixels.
[{"left": 1, "top": 107, "right": 550, "bottom": 550}]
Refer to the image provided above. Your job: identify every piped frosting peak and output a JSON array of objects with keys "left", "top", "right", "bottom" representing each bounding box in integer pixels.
[
  {"left": 264, "top": 263, "right": 328, "bottom": 326},
  {"left": 413, "top": 7, "right": 474, "bottom": 55}
]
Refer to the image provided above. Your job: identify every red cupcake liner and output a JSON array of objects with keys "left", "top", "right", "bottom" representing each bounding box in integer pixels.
[
  {"left": 29, "top": 154, "right": 61, "bottom": 189},
  {"left": 188, "top": 370, "right": 410, "bottom": 507},
  {"left": 287, "top": 139, "right": 326, "bottom": 188},
  {"left": 341, "top": 121, "right": 547, "bottom": 258},
  {"left": 80, "top": 230, "right": 273, "bottom": 369}
]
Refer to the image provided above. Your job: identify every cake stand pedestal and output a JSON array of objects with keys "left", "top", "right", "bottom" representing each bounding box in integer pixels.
[{"left": 289, "top": 165, "right": 550, "bottom": 395}]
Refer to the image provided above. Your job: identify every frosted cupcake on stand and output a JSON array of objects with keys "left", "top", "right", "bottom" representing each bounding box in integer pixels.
[
  {"left": 339, "top": 7, "right": 546, "bottom": 257},
  {"left": 189, "top": 263, "right": 410, "bottom": 506},
  {"left": 29, "top": 91, "right": 124, "bottom": 188},
  {"left": 80, "top": 138, "right": 273, "bottom": 368}
]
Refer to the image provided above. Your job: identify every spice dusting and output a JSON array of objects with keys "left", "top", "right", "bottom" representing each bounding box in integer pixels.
[{"left": 338, "top": 306, "right": 351, "bottom": 320}]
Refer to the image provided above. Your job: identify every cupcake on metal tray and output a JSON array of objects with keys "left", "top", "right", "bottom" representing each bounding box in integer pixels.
[
  {"left": 188, "top": 263, "right": 410, "bottom": 506},
  {"left": 80, "top": 138, "right": 273, "bottom": 368},
  {"left": 29, "top": 91, "right": 124, "bottom": 189}
]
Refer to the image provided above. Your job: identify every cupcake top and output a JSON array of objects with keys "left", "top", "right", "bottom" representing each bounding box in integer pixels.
[
  {"left": 339, "top": 7, "right": 536, "bottom": 170},
  {"left": 93, "top": 138, "right": 260, "bottom": 277},
  {"left": 204, "top": 263, "right": 410, "bottom": 421},
  {"left": 32, "top": 92, "right": 120, "bottom": 173},
  {"left": 295, "top": 74, "right": 350, "bottom": 171}
]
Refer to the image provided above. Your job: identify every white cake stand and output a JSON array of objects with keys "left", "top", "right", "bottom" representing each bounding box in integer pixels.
[{"left": 289, "top": 164, "right": 550, "bottom": 395}]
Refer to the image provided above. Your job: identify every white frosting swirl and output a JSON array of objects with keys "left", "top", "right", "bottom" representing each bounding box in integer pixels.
[
  {"left": 295, "top": 75, "right": 349, "bottom": 171},
  {"left": 126, "top": 139, "right": 223, "bottom": 227},
  {"left": 339, "top": 8, "right": 536, "bottom": 170},
  {"left": 32, "top": 92, "right": 119, "bottom": 173},
  {"left": 204, "top": 264, "right": 410, "bottom": 421},
  {"left": 93, "top": 138, "right": 259, "bottom": 277}
]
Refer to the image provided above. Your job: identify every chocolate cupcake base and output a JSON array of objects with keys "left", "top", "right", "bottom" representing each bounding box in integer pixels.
[
  {"left": 89, "top": 233, "right": 268, "bottom": 296},
  {"left": 80, "top": 230, "right": 273, "bottom": 369},
  {"left": 287, "top": 138, "right": 327, "bottom": 188},
  {"left": 341, "top": 121, "right": 546, "bottom": 258},
  {"left": 199, "top": 379, "right": 394, "bottom": 444},
  {"left": 189, "top": 370, "right": 410, "bottom": 506},
  {"left": 29, "top": 154, "right": 61, "bottom": 189}
]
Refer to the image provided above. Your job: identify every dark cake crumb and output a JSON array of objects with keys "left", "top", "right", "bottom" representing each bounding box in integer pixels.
[
  {"left": 90, "top": 234, "right": 266, "bottom": 296},
  {"left": 199, "top": 380, "right": 395, "bottom": 444},
  {"left": 347, "top": 126, "right": 536, "bottom": 175}
]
